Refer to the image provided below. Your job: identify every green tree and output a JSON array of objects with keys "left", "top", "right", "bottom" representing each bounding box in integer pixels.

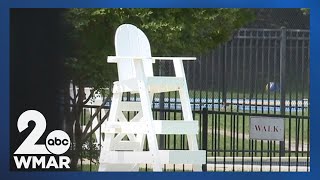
[
  {"left": 301, "top": 8, "right": 310, "bottom": 15},
  {"left": 64, "top": 8, "right": 254, "bottom": 170}
]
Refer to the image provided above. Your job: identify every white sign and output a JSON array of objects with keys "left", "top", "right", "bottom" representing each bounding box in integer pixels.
[{"left": 249, "top": 116, "right": 284, "bottom": 141}]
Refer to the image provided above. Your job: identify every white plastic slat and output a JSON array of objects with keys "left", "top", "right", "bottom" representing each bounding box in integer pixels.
[
  {"left": 153, "top": 120, "right": 198, "bottom": 134},
  {"left": 113, "top": 80, "right": 139, "bottom": 93},
  {"left": 104, "top": 120, "right": 198, "bottom": 134},
  {"left": 113, "top": 77, "right": 185, "bottom": 93},
  {"left": 100, "top": 150, "right": 206, "bottom": 164},
  {"left": 110, "top": 141, "right": 140, "bottom": 151},
  {"left": 99, "top": 164, "right": 139, "bottom": 171},
  {"left": 147, "top": 77, "right": 185, "bottom": 93}
]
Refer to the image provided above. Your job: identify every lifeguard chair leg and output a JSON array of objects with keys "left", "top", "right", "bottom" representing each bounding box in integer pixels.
[
  {"left": 179, "top": 84, "right": 202, "bottom": 171},
  {"left": 138, "top": 81, "right": 162, "bottom": 172},
  {"left": 98, "top": 91, "right": 122, "bottom": 171}
]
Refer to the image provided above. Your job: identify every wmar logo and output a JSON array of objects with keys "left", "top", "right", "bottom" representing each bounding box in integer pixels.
[{"left": 13, "top": 110, "right": 71, "bottom": 169}]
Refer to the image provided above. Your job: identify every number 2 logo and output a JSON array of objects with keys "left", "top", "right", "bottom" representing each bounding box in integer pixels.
[{"left": 14, "top": 110, "right": 50, "bottom": 154}]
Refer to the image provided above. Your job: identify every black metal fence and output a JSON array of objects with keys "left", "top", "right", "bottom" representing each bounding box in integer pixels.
[{"left": 76, "top": 28, "right": 310, "bottom": 172}]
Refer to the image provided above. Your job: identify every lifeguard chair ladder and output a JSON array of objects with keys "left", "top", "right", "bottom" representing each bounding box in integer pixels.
[{"left": 98, "top": 24, "right": 205, "bottom": 172}]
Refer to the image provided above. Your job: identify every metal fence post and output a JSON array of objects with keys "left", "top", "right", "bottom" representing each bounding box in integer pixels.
[
  {"left": 202, "top": 107, "right": 208, "bottom": 171},
  {"left": 222, "top": 45, "right": 227, "bottom": 106},
  {"left": 279, "top": 27, "right": 287, "bottom": 157},
  {"left": 159, "top": 62, "right": 165, "bottom": 150}
]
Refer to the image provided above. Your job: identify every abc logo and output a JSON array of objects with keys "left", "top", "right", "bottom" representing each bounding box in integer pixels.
[{"left": 45, "top": 130, "right": 70, "bottom": 155}]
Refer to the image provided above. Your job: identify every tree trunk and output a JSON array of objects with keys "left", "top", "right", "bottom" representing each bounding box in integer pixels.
[{"left": 69, "top": 86, "right": 85, "bottom": 170}]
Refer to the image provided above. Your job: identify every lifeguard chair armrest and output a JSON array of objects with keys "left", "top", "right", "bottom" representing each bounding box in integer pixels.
[
  {"left": 153, "top": 57, "right": 196, "bottom": 61},
  {"left": 107, "top": 56, "right": 196, "bottom": 63},
  {"left": 107, "top": 56, "right": 155, "bottom": 63}
]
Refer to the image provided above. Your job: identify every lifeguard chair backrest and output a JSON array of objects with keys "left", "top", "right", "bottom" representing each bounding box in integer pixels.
[{"left": 114, "top": 24, "right": 154, "bottom": 81}]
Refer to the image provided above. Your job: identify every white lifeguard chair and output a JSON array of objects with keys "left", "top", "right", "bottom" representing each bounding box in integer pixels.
[{"left": 98, "top": 24, "right": 205, "bottom": 172}]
